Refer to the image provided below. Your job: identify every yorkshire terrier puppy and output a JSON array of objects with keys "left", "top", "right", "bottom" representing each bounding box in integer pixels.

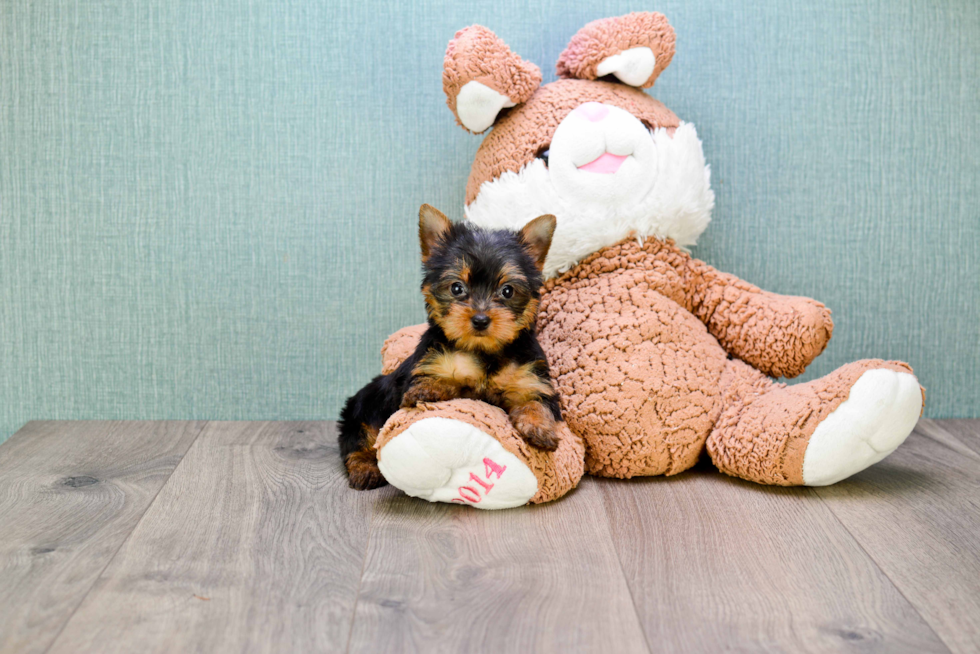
[{"left": 338, "top": 204, "right": 560, "bottom": 490}]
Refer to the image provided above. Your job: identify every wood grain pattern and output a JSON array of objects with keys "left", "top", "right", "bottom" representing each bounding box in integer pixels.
[
  {"left": 47, "top": 422, "right": 377, "bottom": 654},
  {"left": 815, "top": 421, "right": 980, "bottom": 654},
  {"left": 347, "top": 478, "right": 650, "bottom": 654},
  {"left": 933, "top": 419, "right": 980, "bottom": 457},
  {"left": 0, "top": 421, "right": 205, "bottom": 654},
  {"left": 597, "top": 460, "right": 949, "bottom": 653}
]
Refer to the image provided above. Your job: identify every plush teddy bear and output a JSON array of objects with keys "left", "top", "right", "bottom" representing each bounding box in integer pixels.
[{"left": 372, "top": 13, "right": 924, "bottom": 509}]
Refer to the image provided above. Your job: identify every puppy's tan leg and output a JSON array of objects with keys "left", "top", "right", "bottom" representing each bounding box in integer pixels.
[{"left": 345, "top": 424, "right": 387, "bottom": 490}]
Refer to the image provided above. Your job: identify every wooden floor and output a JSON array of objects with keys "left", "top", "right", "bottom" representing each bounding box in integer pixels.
[{"left": 0, "top": 420, "right": 978, "bottom": 653}]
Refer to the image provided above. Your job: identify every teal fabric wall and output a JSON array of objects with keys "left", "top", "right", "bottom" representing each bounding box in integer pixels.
[{"left": 1, "top": 0, "right": 978, "bottom": 443}]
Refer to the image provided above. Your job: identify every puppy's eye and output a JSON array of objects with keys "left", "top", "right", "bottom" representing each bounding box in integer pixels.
[
  {"left": 450, "top": 282, "right": 465, "bottom": 297},
  {"left": 500, "top": 285, "right": 514, "bottom": 299}
]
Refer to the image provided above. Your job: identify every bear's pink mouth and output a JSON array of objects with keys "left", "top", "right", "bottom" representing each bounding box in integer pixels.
[{"left": 577, "top": 152, "right": 629, "bottom": 174}]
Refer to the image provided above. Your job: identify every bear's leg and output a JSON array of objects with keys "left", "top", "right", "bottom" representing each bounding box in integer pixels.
[
  {"left": 375, "top": 399, "right": 585, "bottom": 509},
  {"left": 707, "top": 359, "right": 923, "bottom": 486}
]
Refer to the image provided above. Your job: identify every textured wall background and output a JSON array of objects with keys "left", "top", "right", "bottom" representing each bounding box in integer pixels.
[{"left": 1, "top": 0, "right": 978, "bottom": 443}]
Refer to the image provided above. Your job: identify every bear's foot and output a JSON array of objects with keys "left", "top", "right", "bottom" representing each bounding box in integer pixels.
[
  {"left": 802, "top": 367, "right": 922, "bottom": 486},
  {"left": 378, "top": 416, "right": 538, "bottom": 509},
  {"left": 376, "top": 399, "right": 584, "bottom": 509},
  {"left": 708, "top": 359, "right": 923, "bottom": 486}
]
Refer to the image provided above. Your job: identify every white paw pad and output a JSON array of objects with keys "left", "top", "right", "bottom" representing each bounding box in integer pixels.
[
  {"left": 377, "top": 417, "right": 538, "bottom": 509},
  {"left": 803, "top": 369, "right": 922, "bottom": 486}
]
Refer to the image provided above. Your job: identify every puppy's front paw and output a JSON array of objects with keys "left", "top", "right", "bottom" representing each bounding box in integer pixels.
[
  {"left": 399, "top": 388, "right": 421, "bottom": 409},
  {"left": 510, "top": 403, "right": 559, "bottom": 451},
  {"left": 520, "top": 423, "right": 559, "bottom": 451},
  {"left": 345, "top": 451, "right": 387, "bottom": 490},
  {"left": 401, "top": 382, "right": 452, "bottom": 408}
]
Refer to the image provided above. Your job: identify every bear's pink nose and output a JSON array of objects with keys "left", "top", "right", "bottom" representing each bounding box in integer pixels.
[{"left": 574, "top": 102, "right": 609, "bottom": 122}]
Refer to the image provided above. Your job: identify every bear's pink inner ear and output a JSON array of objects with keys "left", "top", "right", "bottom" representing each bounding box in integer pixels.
[
  {"left": 556, "top": 12, "right": 676, "bottom": 89},
  {"left": 443, "top": 25, "right": 541, "bottom": 134}
]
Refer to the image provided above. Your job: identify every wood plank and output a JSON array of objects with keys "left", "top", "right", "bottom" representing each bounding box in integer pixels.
[
  {"left": 0, "top": 421, "right": 206, "bottom": 654},
  {"left": 815, "top": 422, "right": 980, "bottom": 654},
  {"left": 929, "top": 418, "right": 980, "bottom": 457},
  {"left": 599, "top": 458, "right": 948, "bottom": 653},
  {"left": 347, "top": 478, "right": 650, "bottom": 654},
  {"left": 47, "top": 421, "right": 377, "bottom": 654}
]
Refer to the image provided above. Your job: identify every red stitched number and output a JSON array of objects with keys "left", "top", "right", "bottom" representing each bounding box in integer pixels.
[
  {"left": 451, "top": 458, "right": 507, "bottom": 504},
  {"left": 458, "top": 486, "right": 481, "bottom": 503},
  {"left": 484, "top": 457, "right": 506, "bottom": 479},
  {"left": 469, "top": 472, "right": 493, "bottom": 493}
]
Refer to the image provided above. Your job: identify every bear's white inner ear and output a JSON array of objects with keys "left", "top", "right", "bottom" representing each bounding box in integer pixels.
[
  {"left": 596, "top": 47, "right": 656, "bottom": 87},
  {"left": 455, "top": 81, "right": 516, "bottom": 133}
]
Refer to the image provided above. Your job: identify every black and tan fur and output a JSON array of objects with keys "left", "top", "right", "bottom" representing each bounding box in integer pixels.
[{"left": 338, "top": 204, "right": 560, "bottom": 490}]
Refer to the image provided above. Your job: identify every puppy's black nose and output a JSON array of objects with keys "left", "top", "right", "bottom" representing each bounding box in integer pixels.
[{"left": 471, "top": 313, "right": 491, "bottom": 331}]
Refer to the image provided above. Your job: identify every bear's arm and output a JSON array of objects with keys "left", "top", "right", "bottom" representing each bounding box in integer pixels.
[
  {"left": 380, "top": 324, "right": 427, "bottom": 374},
  {"left": 681, "top": 256, "right": 833, "bottom": 379}
]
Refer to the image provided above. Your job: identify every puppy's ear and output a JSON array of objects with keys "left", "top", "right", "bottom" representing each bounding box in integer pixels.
[
  {"left": 556, "top": 12, "right": 676, "bottom": 89},
  {"left": 443, "top": 26, "right": 541, "bottom": 134},
  {"left": 419, "top": 204, "right": 453, "bottom": 263},
  {"left": 519, "top": 214, "right": 557, "bottom": 271}
]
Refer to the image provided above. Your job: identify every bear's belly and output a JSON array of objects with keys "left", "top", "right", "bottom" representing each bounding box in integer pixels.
[{"left": 538, "top": 274, "right": 729, "bottom": 478}]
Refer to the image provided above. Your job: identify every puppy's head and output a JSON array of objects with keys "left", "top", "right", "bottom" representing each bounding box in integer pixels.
[{"left": 418, "top": 204, "right": 555, "bottom": 352}]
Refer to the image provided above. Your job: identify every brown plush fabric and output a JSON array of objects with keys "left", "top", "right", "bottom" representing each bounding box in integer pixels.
[
  {"left": 707, "top": 358, "right": 917, "bottom": 485},
  {"left": 538, "top": 238, "right": 728, "bottom": 477},
  {"left": 686, "top": 264, "right": 833, "bottom": 379},
  {"left": 464, "top": 79, "right": 679, "bottom": 204},
  {"left": 556, "top": 12, "right": 676, "bottom": 89},
  {"left": 541, "top": 238, "right": 833, "bottom": 379},
  {"left": 375, "top": 399, "right": 585, "bottom": 504},
  {"left": 380, "top": 323, "right": 428, "bottom": 375},
  {"left": 537, "top": 238, "right": 837, "bottom": 477},
  {"left": 443, "top": 25, "right": 542, "bottom": 134}
]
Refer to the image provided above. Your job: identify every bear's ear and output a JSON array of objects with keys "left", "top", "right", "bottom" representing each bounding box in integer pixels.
[
  {"left": 556, "top": 12, "right": 676, "bottom": 89},
  {"left": 443, "top": 26, "right": 542, "bottom": 134}
]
